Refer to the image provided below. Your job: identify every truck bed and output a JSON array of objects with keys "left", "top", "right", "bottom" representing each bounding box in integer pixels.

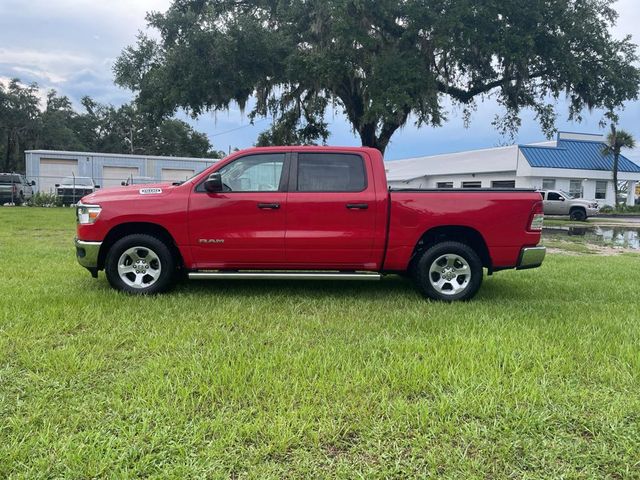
[{"left": 383, "top": 189, "right": 543, "bottom": 271}]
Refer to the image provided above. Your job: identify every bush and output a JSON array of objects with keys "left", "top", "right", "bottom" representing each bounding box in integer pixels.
[
  {"left": 599, "top": 204, "right": 640, "bottom": 215},
  {"left": 27, "top": 192, "right": 63, "bottom": 207}
]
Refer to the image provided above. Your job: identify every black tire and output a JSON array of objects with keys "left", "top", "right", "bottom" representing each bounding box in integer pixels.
[
  {"left": 569, "top": 208, "right": 587, "bottom": 221},
  {"left": 105, "top": 234, "right": 176, "bottom": 294},
  {"left": 412, "top": 241, "right": 483, "bottom": 302},
  {"left": 14, "top": 192, "right": 24, "bottom": 206}
]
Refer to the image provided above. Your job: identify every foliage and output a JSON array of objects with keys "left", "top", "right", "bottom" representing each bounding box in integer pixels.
[
  {"left": 1, "top": 207, "right": 640, "bottom": 477},
  {"left": 602, "top": 125, "right": 636, "bottom": 205},
  {"left": 0, "top": 80, "right": 41, "bottom": 172},
  {"left": 115, "top": 0, "right": 640, "bottom": 152},
  {"left": 599, "top": 204, "right": 640, "bottom": 215},
  {"left": 599, "top": 205, "right": 615, "bottom": 214},
  {"left": 0, "top": 78, "right": 223, "bottom": 173},
  {"left": 26, "top": 191, "right": 63, "bottom": 207}
]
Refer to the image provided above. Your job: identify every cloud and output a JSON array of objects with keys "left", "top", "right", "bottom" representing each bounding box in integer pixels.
[{"left": 0, "top": 0, "right": 638, "bottom": 158}]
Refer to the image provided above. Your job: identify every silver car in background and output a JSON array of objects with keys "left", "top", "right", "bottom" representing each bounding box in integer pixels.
[
  {"left": 0, "top": 173, "right": 35, "bottom": 205},
  {"left": 538, "top": 189, "right": 599, "bottom": 221}
]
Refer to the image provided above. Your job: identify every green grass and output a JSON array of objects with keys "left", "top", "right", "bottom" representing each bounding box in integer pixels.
[{"left": 1, "top": 207, "right": 640, "bottom": 478}]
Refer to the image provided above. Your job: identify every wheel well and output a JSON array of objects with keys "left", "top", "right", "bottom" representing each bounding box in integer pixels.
[
  {"left": 411, "top": 226, "right": 492, "bottom": 272},
  {"left": 98, "top": 222, "right": 183, "bottom": 270}
]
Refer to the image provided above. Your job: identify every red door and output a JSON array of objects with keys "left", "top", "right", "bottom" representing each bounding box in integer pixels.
[
  {"left": 285, "top": 152, "right": 380, "bottom": 270},
  {"left": 188, "top": 153, "right": 288, "bottom": 269}
]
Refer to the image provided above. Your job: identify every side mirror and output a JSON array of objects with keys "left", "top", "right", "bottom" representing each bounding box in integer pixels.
[
  {"left": 204, "top": 173, "right": 223, "bottom": 193},
  {"left": 31, "top": 180, "right": 36, "bottom": 186},
  {"left": 560, "top": 197, "right": 565, "bottom": 201},
  {"left": 55, "top": 183, "right": 60, "bottom": 188}
]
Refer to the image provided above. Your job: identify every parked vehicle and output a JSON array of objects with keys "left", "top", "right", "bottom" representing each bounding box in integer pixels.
[
  {"left": 121, "top": 176, "right": 156, "bottom": 186},
  {"left": 56, "top": 177, "right": 98, "bottom": 206},
  {"left": 74, "top": 147, "right": 545, "bottom": 301},
  {"left": 0, "top": 173, "right": 35, "bottom": 205},
  {"left": 538, "top": 189, "right": 599, "bottom": 221}
]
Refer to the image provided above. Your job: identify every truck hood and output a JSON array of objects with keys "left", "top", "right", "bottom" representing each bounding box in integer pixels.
[
  {"left": 571, "top": 198, "right": 599, "bottom": 206},
  {"left": 80, "top": 182, "right": 180, "bottom": 204}
]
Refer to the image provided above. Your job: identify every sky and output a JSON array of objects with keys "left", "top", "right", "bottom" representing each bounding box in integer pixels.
[{"left": 1, "top": 0, "right": 639, "bottom": 161}]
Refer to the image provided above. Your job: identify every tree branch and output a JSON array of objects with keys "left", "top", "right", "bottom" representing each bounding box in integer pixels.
[{"left": 437, "top": 70, "right": 550, "bottom": 103}]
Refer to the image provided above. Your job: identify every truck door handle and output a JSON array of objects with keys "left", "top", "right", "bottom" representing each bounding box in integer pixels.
[
  {"left": 346, "top": 203, "right": 368, "bottom": 210},
  {"left": 257, "top": 203, "right": 280, "bottom": 209}
]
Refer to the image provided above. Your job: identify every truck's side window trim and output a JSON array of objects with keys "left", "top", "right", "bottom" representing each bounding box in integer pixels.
[
  {"left": 289, "top": 152, "right": 368, "bottom": 193},
  {"left": 195, "top": 153, "right": 290, "bottom": 193}
]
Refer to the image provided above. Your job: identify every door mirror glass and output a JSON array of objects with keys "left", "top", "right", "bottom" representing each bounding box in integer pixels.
[
  {"left": 31, "top": 180, "right": 36, "bottom": 186},
  {"left": 204, "top": 173, "right": 223, "bottom": 193}
]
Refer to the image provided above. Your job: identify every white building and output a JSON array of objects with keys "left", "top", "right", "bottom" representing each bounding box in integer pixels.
[
  {"left": 386, "top": 132, "right": 640, "bottom": 206},
  {"left": 25, "top": 150, "right": 218, "bottom": 194}
]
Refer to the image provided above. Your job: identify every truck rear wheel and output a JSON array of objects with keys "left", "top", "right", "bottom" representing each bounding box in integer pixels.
[
  {"left": 105, "top": 234, "right": 176, "bottom": 294},
  {"left": 412, "top": 241, "right": 483, "bottom": 301}
]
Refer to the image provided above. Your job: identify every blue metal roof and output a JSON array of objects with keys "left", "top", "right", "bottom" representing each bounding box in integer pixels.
[{"left": 520, "top": 139, "right": 640, "bottom": 173}]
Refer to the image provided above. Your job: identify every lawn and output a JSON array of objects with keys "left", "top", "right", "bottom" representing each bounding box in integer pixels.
[{"left": 1, "top": 208, "right": 640, "bottom": 478}]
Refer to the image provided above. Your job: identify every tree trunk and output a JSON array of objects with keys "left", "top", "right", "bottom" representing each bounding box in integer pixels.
[{"left": 357, "top": 121, "right": 402, "bottom": 156}]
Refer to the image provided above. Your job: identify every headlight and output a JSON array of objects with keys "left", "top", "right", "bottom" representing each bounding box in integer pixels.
[
  {"left": 77, "top": 202, "right": 101, "bottom": 224},
  {"left": 590, "top": 203, "right": 599, "bottom": 209}
]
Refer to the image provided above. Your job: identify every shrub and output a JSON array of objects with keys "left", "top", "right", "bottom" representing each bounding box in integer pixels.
[{"left": 27, "top": 192, "right": 63, "bottom": 207}]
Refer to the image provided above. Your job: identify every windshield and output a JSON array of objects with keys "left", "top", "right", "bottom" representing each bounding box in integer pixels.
[
  {"left": 183, "top": 157, "right": 228, "bottom": 184},
  {"left": 560, "top": 190, "right": 575, "bottom": 199},
  {"left": 61, "top": 177, "right": 93, "bottom": 186},
  {"left": 0, "top": 174, "right": 21, "bottom": 184}
]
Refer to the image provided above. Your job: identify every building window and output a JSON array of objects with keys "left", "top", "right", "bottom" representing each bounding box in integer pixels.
[
  {"left": 436, "top": 182, "right": 453, "bottom": 189},
  {"left": 462, "top": 181, "right": 482, "bottom": 188},
  {"left": 569, "top": 179, "right": 583, "bottom": 198},
  {"left": 491, "top": 180, "right": 516, "bottom": 188},
  {"left": 542, "top": 178, "right": 556, "bottom": 190},
  {"left": 595, "top": 181, "right": 608, "bottom": 200}
]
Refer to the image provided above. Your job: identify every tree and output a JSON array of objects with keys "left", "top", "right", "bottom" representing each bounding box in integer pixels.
[
  {"left": 115, "top": 0, "right": 640, "bottom": 153},
  {"left": 38, "top": 90, "right": 87, "bottom": 151},
  {"left": 602, "top": 125, "right": 636, "bottom": 206},
  {"left": 0, "top": 78, "right": 223, "bottom": 172},
  {"left": 0, "top": 80, "right": 40, "bottom": 171}
]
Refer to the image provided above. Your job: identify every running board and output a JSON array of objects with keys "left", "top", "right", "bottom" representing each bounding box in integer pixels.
[{"left": 188, "top": 271, "right": 382, "bottom": 281}]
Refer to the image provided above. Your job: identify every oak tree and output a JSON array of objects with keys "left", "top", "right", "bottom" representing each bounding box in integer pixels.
[{"left": 115, "top": 0, "right": 639, "bottom": 153}]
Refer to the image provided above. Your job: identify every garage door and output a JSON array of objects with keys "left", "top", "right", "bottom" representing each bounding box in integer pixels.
[
  {"left": 39, "top": 159, "right": 78, "bottom": 193},
  {"left": 103, "top": 166, "right": 140, "bottom": 188},
  {"left": 161, "top": 168, "right": 195, "bottom": 183}
]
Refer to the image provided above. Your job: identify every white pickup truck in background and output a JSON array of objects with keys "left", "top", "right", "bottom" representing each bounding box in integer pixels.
[{"left": 538, "top": 189, "right": 599, "bottom": 221}]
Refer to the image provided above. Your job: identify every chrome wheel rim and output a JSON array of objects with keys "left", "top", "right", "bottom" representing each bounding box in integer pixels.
[
  {"left": 117, "top": 246, "right": 162, "bottom": 289},
  {"left": 428, "top": 254, "right": 471, "bottom": 296}
]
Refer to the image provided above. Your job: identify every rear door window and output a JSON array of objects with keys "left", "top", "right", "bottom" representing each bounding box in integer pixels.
[{"left": 296, "top": 153, "right": 366, "bottom": 192}]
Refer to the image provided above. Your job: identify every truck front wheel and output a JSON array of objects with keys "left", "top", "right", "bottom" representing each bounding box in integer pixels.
[
  {"left": 105, "top": 234, "right": 176, "bottom": 294},
  {"left": 412, "top": 241, "right": 483, "bottom": 301},
  {"left": 569, "top": 208, "right": 587, "bottom": 221}
]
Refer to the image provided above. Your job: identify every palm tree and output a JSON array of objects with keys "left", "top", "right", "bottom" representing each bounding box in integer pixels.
[{"left": 602, "top": 125, "right": 636, "bottom": 206}]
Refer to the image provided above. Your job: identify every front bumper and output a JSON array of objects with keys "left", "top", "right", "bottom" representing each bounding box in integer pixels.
[
  {"left": 75, "top": 238, "right": 102, "bottom": 272},
  {"left": 516, "top": 246, "right": 546, "bottom": 270}
]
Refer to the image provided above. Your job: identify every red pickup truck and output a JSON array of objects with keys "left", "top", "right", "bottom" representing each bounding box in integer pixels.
[{"left": 75, "top": 146, "right": 545, "bottom": 301}]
